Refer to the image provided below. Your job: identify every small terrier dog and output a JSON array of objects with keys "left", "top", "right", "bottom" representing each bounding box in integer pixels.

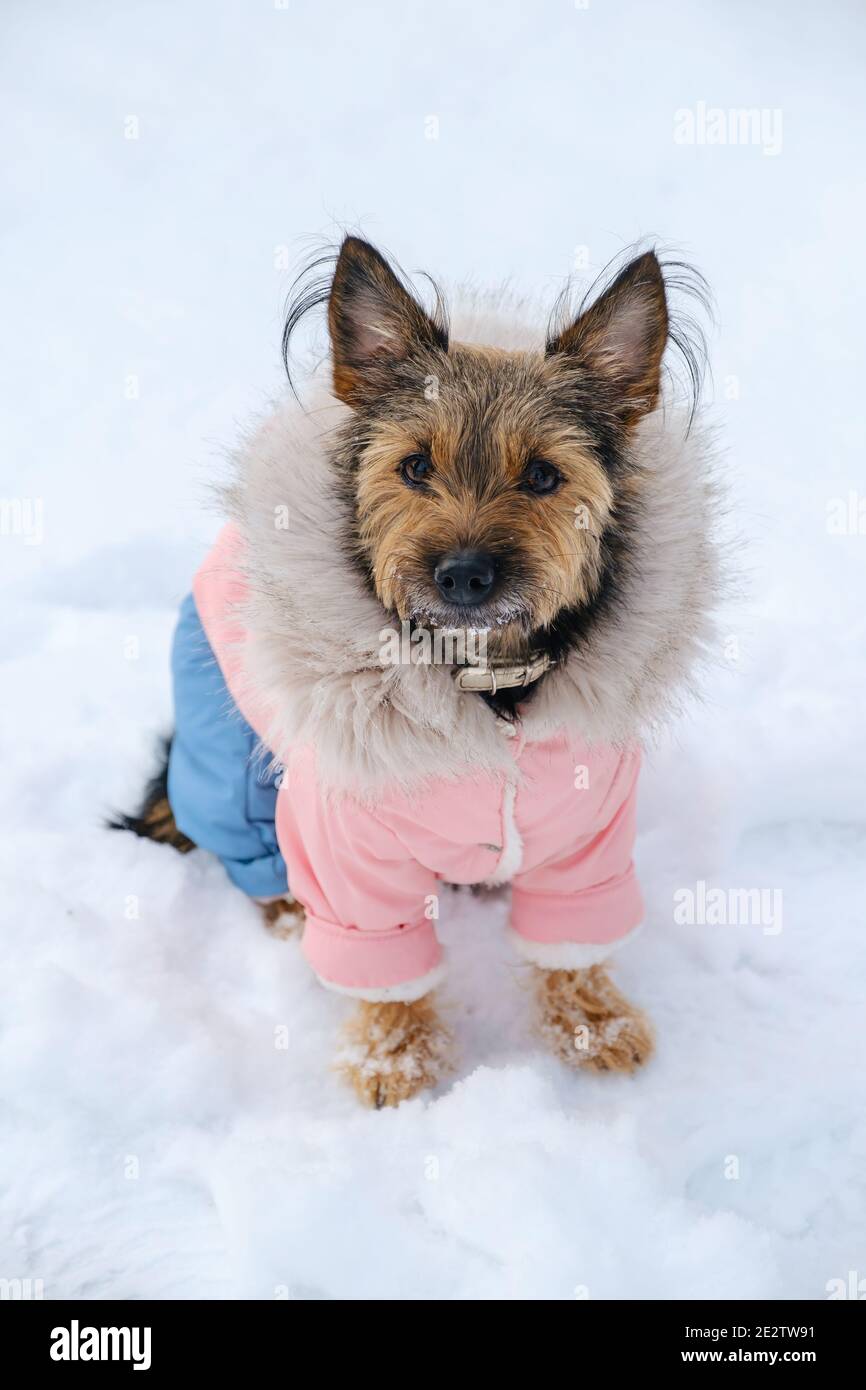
[{"left": 117, "top": 235, "right": 717, "bottom": 1106}]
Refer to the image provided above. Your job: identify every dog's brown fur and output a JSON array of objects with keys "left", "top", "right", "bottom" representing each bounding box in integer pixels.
[
  {"left": 109, "top": 744, "right": 195, "bottom": 852},
  {"left": 260, "top": 895, "right": 305, "bottom": 939},
  {"left": 353, "top": 351, "right": 614, "bottom": 661},
  {"left": 534, "top": 965, "right": 655, "bottom": 1073},
  {"left": 338, "top": 965, "right": 653, "bottom": 1107},
  {"left": 136, "top": 795, "right": 195, "bottom": 851},
  {"left": 326, "top": 238, "right": 669, "bottom": 666},
  {"left": 337, "top": 995, "right": 453, "bottom": 1108}
]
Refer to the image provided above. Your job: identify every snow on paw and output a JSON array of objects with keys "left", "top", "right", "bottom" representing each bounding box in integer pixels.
[
  {"left": 259, "top": 896, "right": 305, "bottom": 940},
  {"left": 337, "top": 996, "right": 452, "bottom": 1108},
  {"left": 535, "top": 965, "right": 654, "bottom": 1075}
]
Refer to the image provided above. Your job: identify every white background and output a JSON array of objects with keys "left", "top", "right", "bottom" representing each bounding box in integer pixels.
[{"left": 1, "top": 0, "right": 864, "bottom": 1298}]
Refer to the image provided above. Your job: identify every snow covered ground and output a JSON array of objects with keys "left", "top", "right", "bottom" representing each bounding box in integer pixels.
[{"left": 2, "top": 0, "right": 865, "bottom": 1299}]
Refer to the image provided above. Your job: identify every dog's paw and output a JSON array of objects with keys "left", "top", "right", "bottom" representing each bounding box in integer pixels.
[
  {"left": 535, "top": 965, "right": 654, "bottom": 1074},
  {"left": 337, "top": 997, "right": 452, "bottom": 1108},
  {"left": 259, "top": 896, "right": 305, "bottom": 940}
]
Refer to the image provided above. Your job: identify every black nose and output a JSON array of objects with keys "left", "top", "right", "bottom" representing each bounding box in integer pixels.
[{"left": 433, "top": 550, "right": 496, "bottom": 606}]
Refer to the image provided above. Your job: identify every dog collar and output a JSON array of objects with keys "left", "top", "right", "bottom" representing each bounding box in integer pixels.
[{"left": 454, "top": 651, "right": 553, "bottom": 694}]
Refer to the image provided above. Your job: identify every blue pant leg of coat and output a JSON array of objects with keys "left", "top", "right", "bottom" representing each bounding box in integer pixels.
[{"left": 167, "top": 592, "right": 288, "bottom": 899}]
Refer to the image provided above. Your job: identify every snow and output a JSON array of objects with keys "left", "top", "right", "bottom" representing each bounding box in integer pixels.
[{"left": 2, "top": 0, "right": 865, "bottom": 1299}]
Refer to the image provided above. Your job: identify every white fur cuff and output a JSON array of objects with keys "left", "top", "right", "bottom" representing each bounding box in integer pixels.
[
  {"left": 314, "top": 959, "right": 447, "bottom": 1004},
  {"left": 507, "top": 924, "right": 643, "bottom": 970}
]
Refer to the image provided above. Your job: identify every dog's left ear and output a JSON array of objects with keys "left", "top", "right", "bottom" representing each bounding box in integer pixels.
[
  {"left": 547, "top": 251, "right": 668, "bottom": 426},
  {"left": 328, "top": 236, "right": 448, "bottom": 406}
]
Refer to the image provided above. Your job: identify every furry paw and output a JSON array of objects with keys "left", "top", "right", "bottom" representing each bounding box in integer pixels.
[
  {"left": 337, "top": 996, "right": 452, "bottom": 1108},
  {"left": 259, "top": 896, "right": 305, "bottom": 940},
  {"left": 535, "top": 965, "right": 654, "bottom": 1074}
]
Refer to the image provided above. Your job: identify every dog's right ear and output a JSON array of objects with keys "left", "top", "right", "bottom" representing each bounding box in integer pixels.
[
  {"left": 546, "top": 252, "right": 669, "bottom": 428},
  {"left": 328, "top": 237, "right": 448, "bottom": 405}
]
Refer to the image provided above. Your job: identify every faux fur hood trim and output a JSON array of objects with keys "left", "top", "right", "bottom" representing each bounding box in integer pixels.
[{"left": 224, "top": 300, "right": 724, "bottom": 796}]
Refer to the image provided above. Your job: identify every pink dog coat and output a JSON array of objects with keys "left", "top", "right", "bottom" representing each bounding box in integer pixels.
[{"left": 194, "top": 524, "right": 645, "bottom": 1001}]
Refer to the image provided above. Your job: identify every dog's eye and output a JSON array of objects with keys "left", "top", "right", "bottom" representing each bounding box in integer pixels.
[
  {"left": 522, "top": 459, "right": 562, "bottom": 496},
  {"left": 399, "top": 453, "right": 433, "bottom": 488}
]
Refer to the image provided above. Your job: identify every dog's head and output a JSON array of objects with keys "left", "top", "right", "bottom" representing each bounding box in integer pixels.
[{"left": 293, "top": 236, "right": 700, "bottom": 660}]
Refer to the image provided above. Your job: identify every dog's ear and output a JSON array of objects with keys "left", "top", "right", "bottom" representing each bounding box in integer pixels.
[
  {"left": 328, "top": 236, "right": 447, "bottom": 405},
  {"left": 547, "top": 252, "right": 669, "bottom": 426}
]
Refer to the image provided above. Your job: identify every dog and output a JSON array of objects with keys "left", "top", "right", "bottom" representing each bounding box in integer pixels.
[{"left": 115, "top": 235, "right": 718, "bottom": 1107}]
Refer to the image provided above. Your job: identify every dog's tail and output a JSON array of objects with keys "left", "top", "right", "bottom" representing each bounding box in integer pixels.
[{"left": 107, "top": 736, "right": 196, "bottom": 853}]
